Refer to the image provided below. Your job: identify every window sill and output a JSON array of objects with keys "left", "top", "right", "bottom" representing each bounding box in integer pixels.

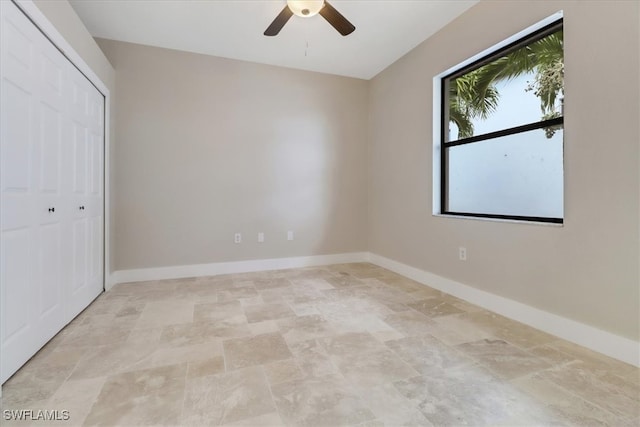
[{"left": 433, "top": 213, "right": 564, "bottom": 227}]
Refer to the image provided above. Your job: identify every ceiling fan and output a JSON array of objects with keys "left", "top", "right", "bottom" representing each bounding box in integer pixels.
[{"left": 264, "top": 0, "right": 356, "bottom": 37}]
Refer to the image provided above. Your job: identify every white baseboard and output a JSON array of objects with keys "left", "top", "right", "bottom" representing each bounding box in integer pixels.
[
  {"left": 110, "top": 252, "right": 369, "bottom": 287},
  {"left": 368, "top": 253, "right": 640, "bottom": 367}
]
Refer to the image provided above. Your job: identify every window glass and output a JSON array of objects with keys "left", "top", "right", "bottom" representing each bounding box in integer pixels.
[{"left": 440, "top": 20, "right": 564, "bottom": 223}]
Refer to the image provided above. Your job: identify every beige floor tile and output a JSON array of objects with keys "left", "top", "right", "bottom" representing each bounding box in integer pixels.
[
  {"left": 407, "top": 297, "right": 466, "bottom": 318},
  {"left": 325, "top": 275, "right": 365, "bottom": 288},
  {"left": 407, "top": 285, "right": 443, "bottom": 300},
  {"left": 69, "top": 342, "right": 158, "bottom": 380},
  {"left": 527, "top": 342, "right": 578, "bottom": 366},
  {"left": 548, "top": 340, "right": 640, "bottom": 380},
  {"left": 355, "top": 383, "right": 432, "bottom": 426},
  {"left": 47, "top": 377, "right": 106, "bottom": 425},
  {"left": 394, "top": 364, "right": 537, "bottom": 425},
  {"left": 127, "top": 327, "right": 164, "bottom": 345},
  {"left": 383, "top": 310, "right": 437, "bottom": 337},
  {"left": 289, "top": 278, "right": 334, "bottom": 291},
  {"left": 456, "top": 339, "right": 551, "bottom": 379},
  {"left": 375, "top": 276, "right": 428, "bottom": 293},
  {"left": 194, "top": 300, "right": 245, "bottom": 324},
  {"left": 148, "top": 341, "right": 223, "bottom": 368},
  {"left": 2, "top": 355, "right": 80, "bottom": 407},
  {"left": 59, "top": 324, "right": 131, "bottom": 348},
  {"left": 316, "top": 297, "right": 392, "bottom": 322},
  {"left": 187, "top": 356, "right": 225, "bottom": 379},
  {"left": 0, "top": 399, "right": 49, "bottom": 427},
  {"left": 115, "top": 302, "right": 146, "bottom": 318},
  {"left": 135, "top": 300, "right": 194, "bottom": 329},
  {"left": 428, "top": 314, "right": 494, "bottom": 345},
  {"left": 288, "top": 302, "right": 321, "bottom": 316},
  {"left": 277, "top": 314, "right": 337, "bottom": 344},
  {"left": 160, "top": 321, "right": 251, "bottom": 347},
  {"left": 439, "top": 294, "right": 485, "bottom": 313},
  {"left": 287, "top": 339, "right": 340, "bottom": 378},
  {"left": 537, "top": 360, "right": 640, "bottom": 418},
  {"left": 238, "top": 295, "right": 265, "bottom": 306},
  {"left": 83, "top": 363, "right": 186, "bottom": 426},
  {"left": 317, "top": 308, "right": 397, "bottom": 336},
  {"left": 271, "top": 375, "right": 376, "bottom": 426},
  {"left": 220, "top": 412, "right": 284, "bottom": 426},
  {"left": 319, "top": 332, "right": 388, "bottom": 357},
  {"left": 371, "top": 329, "right": 405, "bottom": 342},
  {"left": 385, "top": 334, "right": 474, "bottom": 374},
  {"left": 332, "top": 348, "right": 420, "bottom": 388},
  {"left": 243, "top": 303, "right": 295, "bottom": 323},
  {"left": 217, "top": 285, "right": 259, "bottom": 302},
  {"left": 223, "top": 333, "right": 292, "bottom": 370},
  {"left": 461, "top": 311, "right": 556, "bottom": 349},
  {"left": 252, "top": 278, "right": 291, "bottom": 290},
  {"left": 512, "top": 372, "right": 627, "bottom": 425},
  {"left": 248, "top": 320, "right": 280, "bottom": 335},
  {"left": 262, "top": 359, "right": 304, "bottom": 386},
  {"left": 359, "top": 420, "right": 386, "bottom": 427},
  {"left": 182, "top": 366, "right": 276, "bottom": 426}
]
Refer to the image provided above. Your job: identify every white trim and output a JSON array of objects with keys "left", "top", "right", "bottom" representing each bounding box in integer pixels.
[
  {"left": 433, "top": 214, "right": 564, "bottom": 227},
  {"left": 368, "top": 253, "right": 640, "bottom": 367},
  {"left": 111, "top": 252, "right": 370, "bottom": 284},
  {"left": 14, "top": 0, "right": 112, "bottom": 292}
]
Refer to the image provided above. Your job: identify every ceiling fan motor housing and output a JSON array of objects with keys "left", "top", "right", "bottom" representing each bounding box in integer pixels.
[
  {"left": 287, "top": 0, "right": 324, "bottom": 18},
  {"left": 265, "top": 0, "right": 355, "bottom": 37}
]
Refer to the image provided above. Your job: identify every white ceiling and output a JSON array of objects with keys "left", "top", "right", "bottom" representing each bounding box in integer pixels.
[{"left": 69, "top": 0, "right": 478, "bottom": 80}]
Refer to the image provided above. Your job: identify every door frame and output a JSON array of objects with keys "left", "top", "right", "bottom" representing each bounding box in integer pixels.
[{"left": 11, "top": 0, "right": 112, "bottom": 289}]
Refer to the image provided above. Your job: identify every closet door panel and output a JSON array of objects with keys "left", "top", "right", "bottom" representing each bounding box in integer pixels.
[
  {"left": 2, "top": 230, "right": 33, "bottom": 346},
  {"left": 38, "top": 223, "right": 62, "bottom": 317},
  {"left": 71, "top": 220, "right": 87, "bottom": 293},
  {"left": 67, "top": 117, "right": 91, "bottom": 318},
  {"left": 1, "top": 82, "right": 32, "bottom": 193},
  {"left": 66, "top": 61, "right": 103, "bottom": 320},
  {"left": 1, "top": 1, "right": 38, "bottom": 383}
]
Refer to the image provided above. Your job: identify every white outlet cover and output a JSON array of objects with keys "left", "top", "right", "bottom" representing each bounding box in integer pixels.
[
  {"left": 234, "top": 233, "right": 242, "bottom": 243},
  {"left": 258, "top": 232, "right": 264, "bottom": 243},
  {"left": 287, "top": 231, "right": 294, "bottom": 241}
]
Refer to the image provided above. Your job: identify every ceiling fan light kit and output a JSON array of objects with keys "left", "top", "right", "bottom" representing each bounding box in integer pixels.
[
  {"left": 264, "top": 0, "right": 356, "bottom": 37},
  {"left": 287, "top": 0, "right": 324, "bottom": 17}
]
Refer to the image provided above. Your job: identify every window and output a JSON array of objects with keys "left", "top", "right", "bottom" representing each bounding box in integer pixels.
[{"left": 437, "top": 16, "right": 564, "bottom": 224}]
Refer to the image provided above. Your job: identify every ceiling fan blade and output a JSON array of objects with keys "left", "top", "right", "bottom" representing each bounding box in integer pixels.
[
  {"left": 264, "top": 5, "right": 293, "bottom": 36},
  {"left": 319, "top": 1, "right": 355, "bottom": 36}
]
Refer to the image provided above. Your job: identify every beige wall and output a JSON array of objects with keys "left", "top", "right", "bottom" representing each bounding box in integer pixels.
[
  {"left": 32, "top": 0, "right": 117, "bottom": 275},
  {"left": 368, "top": 0, "right": 640, "bottom": 340},
  {"left": 96, "top": 39, "right": 369, "bottom": 270}
]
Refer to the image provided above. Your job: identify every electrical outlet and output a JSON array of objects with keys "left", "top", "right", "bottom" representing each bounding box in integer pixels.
[
  {"left": 459, "top": 247, "right": 467, "bottom": 261},
  {"left": 234, "top": 233, "right": 242, "bottom": 244},
  {"left": 287, "top": 231, "right": 294, "bottom": 241},
  {"left": 258, "top": 232, "right": 264, "bottom": 243}
]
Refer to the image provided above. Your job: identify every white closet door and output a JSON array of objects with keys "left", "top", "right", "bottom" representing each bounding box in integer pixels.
[
  {"left": 0, "top": 0, "right": 104, "bottom": 384},
  {"left": 66, "top": 66, "right": 103, "bottom": 319}
]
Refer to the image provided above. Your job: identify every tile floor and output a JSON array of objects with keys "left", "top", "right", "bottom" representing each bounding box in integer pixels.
[{"left": 1, "top": 263, "right": 639, "bottom": 426}]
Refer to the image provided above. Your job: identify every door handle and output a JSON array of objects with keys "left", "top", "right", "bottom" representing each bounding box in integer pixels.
[{"left": 48, "top": 207, "right": 55, "bottom": 213}]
